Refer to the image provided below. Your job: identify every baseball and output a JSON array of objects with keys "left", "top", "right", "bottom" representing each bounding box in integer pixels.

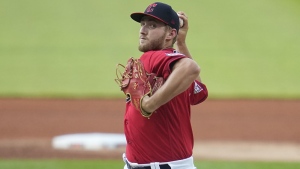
[
  {"left": 179, "top": 18, "right": 184, "bottom": 28},
  {"left": 177, "top": 13, "right": 184, "bottom": 28}
]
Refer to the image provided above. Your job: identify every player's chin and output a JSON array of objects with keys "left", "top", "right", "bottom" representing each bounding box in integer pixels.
[
  {"left": 138, "top": 45, "right": 146, "bottom": 52},
  {"left": 138, "top": 44, "right": 150, "bottom": 52}
]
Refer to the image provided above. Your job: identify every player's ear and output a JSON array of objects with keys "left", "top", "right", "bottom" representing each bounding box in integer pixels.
[{"left": 166, "top": 29, "right": 176, "bottom": 40}]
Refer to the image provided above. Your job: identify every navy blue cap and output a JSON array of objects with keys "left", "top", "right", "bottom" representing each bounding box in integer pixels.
[{"left": 130, "top": 2, "right": 179, "bottom": 33}]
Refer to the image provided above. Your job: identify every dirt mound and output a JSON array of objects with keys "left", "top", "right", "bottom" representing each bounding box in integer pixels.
[{"left": 0, "top": 99, "right": 299, "bottom": 161}]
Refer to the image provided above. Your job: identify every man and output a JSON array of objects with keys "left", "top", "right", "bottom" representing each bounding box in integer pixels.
[{"left": 122, "top": 2, "right": 208, "bottom": 169}]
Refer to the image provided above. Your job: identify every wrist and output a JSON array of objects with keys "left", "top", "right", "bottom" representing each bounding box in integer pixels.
[
  {"left": 140, "top": 95, "right": 154, "bottom": 118},
  {"left": 175, "top": 41, "right": 186, "bottom": 47}
]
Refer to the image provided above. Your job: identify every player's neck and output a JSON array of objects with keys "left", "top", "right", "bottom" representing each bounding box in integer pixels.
[
  {"left": 161, "top": 45, "right": 173, "bottom": 50},
  {"left": 162, "top": 41, "right": 173, "bottom": 50}
]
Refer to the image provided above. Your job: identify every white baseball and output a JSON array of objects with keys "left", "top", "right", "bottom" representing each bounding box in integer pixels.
[
  {"left": 178, "top": 13, "right": 184, "bottom": 28},
  {"left": 179, "top": 18, "right": 184, "bottom": 28}
]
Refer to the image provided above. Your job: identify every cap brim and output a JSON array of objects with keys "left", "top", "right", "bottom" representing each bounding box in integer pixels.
[{"left": 130, "top": 12, "right": 168, "bottom": 25}]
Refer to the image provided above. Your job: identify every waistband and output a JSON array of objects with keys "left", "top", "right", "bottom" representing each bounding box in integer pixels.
[
  {"left": 123, "top": 153, "right": 196, "bottom": 169},
  {"left": 125, "top": 160, "right": 170, "bottom": 169}
]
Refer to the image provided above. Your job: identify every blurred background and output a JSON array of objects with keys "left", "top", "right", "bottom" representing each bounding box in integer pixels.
[
  {"left": 0, "top": 0, "right": 300, "bottom": 168},
  {"left": 1, "top": 0, "right": 299, "bottom": 99}
]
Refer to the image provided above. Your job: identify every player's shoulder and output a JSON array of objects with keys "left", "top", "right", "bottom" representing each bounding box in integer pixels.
[
  {"left": 164, "top": 49, "right": 185, "bottom": 57},
  {"left": 144, "top": 49, "right": 185, "bottom": 57}
]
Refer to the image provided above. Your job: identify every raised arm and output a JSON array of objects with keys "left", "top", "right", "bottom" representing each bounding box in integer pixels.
[{"left": 175, "top": 11, "right": 202, "bottom": 82}]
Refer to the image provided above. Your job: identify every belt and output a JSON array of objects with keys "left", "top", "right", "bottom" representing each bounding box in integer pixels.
[{"left": 126, "top": 160, "right": 171, "bottom": 169}]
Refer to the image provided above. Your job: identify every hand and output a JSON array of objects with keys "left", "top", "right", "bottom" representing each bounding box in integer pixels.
[{"left": 176, "top": 11, "right": 189, "bottom": 45}]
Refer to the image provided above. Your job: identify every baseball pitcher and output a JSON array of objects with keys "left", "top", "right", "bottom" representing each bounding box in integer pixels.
[{"left": 115, "top": 2, "right": 208, "bottom": 169}]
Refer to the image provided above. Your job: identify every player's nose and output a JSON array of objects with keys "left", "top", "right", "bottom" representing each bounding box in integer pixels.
[{"left": 139, "top": 26, "right": 147, "bottom": 35}]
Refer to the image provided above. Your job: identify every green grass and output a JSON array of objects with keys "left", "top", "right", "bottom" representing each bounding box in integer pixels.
[
  {"left": 0, "top": 159, "right": 122, "bottom": 169},
  {"left": 0, "top": 159, "right": 300, "bottom": 169},
  {"left": 0, "top": 0, "right": 300, "bottom": 99}
]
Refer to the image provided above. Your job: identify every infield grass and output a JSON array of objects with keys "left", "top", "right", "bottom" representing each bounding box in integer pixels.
[
  {"left": 0, "top": 159, "right": 300, "bottom": 169},
  {"left": 0, "top": 0, "right": 300, "bottom": 99}
]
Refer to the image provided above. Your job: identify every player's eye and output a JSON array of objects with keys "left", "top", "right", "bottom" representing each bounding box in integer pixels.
[
  {"left": 140, "top": 21, "right": 157, "bottom": 29},
  {"left": 149, "top": 24, "right": 156, "bottom": 29}
]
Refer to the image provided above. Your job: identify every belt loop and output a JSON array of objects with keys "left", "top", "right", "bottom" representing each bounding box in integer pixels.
[
  {"left": 150, "top": 163, "right": 154, "bottom": 169},
  {"left": 156, "top": 162, "right": 161, "bottom": 169},
  {"left": 151, "top": 162, "right": 160, "bottom": 169}
]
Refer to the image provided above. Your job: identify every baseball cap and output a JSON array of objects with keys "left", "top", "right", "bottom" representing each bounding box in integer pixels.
[{"left": 130, "top": 2, "right": 179, "bottom": 33}]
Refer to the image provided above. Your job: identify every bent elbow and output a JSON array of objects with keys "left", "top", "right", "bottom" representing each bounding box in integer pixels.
[
  {"left": 189, "top": 60, "right": 200, "bottom": 79},
  {"left": 194, "top": 64, "right": 201, "bottom": 76},
  {"left": 173, "top": 58, "right": 200, "bottom": 81}
]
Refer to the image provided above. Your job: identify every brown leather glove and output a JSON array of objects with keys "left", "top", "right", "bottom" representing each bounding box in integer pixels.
[{"left": 115, "top": 57, "right": 164, "bottom": 118}]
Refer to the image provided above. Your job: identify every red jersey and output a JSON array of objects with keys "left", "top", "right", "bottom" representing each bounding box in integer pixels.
[{"left": 124, "top": 48, "right": 208, "bottom": 164}]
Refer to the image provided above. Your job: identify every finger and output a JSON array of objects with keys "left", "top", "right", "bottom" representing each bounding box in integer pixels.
[
  {"left": 177, "top": 12, "right": 188, "bottom": 22},
  {"left": 177, "top": 12, "right": 188, "bottom": 28},
  {"left": 177, "top": 11, "right": 188, "bottom": 18}
]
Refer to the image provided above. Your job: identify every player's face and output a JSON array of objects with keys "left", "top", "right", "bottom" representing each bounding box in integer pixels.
[{"left": 138, "top": 17, "right": 168, "bottom": 52}]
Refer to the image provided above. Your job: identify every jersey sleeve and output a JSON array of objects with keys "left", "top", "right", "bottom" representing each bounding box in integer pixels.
[
  {"left": 189, "top": 80, "right": 208, "bottom": 105},
  {"left": 147, "top": 51, "right": 186, "bottom": 79}
]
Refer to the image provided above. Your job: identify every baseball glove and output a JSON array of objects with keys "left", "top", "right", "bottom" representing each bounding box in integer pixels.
[{"left": 115, "top": 57, "right": 164, "bottom": 118}]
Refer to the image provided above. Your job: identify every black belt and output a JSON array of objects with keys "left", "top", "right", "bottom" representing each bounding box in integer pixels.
[{"left": 126, "top": 160, "right": 171, "bottom": 169}]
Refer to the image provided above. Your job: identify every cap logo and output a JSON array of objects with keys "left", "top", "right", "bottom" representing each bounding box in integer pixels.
[{"left": 146, "top": 3, "right": 157, "bottom": 13}]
